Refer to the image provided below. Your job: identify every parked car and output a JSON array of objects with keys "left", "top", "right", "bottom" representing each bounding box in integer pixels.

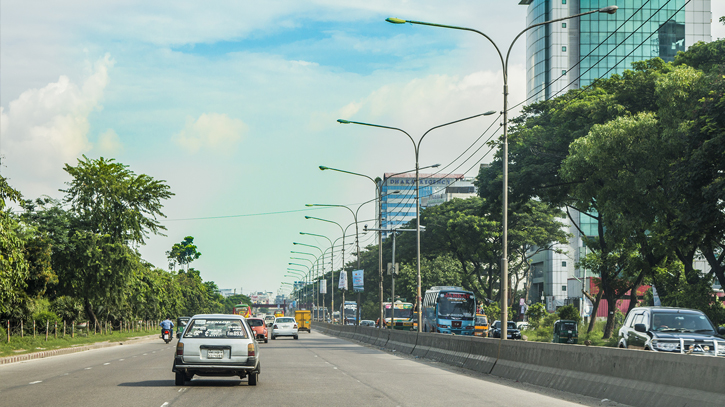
[
  {"left": 474, "top": 314, "right": 489, "bottom": 337},
  {"left": 271, "top": 316, "right": 298, "bottom": 340},
  {"left": 552, "top": 320, "right": 578, "bottom": 344},
  {"left": 172, "top": 314, "right": 260, "bottom": 386},
  {"left": 618, "top": 306, "right": 725, "bottom": 356},
  {"left": 264, "top": 315, "right": 276, "bottom": 327},
  {"left": 246, "top": 317, "right": 268, "bottom": 343},
  {"left": 488, "top": 320, "right": 522, "bottom": 339},
  {"left": 360, "top": 320, "right": 376, "bottom": 327}
]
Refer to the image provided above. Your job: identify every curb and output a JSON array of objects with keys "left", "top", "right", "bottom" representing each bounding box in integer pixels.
[{"left": 0, "top": 334, "right": 158, "bottom": 365}]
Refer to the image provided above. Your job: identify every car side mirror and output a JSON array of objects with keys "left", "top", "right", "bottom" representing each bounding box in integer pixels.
[
  {"left": 718, "top": 326, "right": 725, "bottom": 335},
  {"left": 634, "top": 323, "right": 647, "bottom": 333}
]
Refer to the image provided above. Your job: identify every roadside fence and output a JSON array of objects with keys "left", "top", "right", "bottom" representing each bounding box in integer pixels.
[{"left": 3, "top": 319, "right": 161, "bottom": 343}]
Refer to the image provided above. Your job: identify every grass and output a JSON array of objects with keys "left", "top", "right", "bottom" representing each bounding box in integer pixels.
[
  {"left": 0, "top": 328, "right": 159, "bottom": 358},
  {"left": 522, "top": 319, "right": 620, "bottom": 347}
]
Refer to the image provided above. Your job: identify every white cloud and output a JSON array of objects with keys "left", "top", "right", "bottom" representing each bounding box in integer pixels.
[
  {"left": 0, "top": 54, "right": 113, "bottom": 198},
  {"left": 173, "top": 113, "right": 247, "bottom": 155},
  {"left": 95, "top": 128, "right": 124, "bottom": 156}
]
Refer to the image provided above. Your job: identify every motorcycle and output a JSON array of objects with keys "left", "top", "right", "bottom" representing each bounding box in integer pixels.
[{"left": 162, "top": 328, "right": 172, "bottom": 343}]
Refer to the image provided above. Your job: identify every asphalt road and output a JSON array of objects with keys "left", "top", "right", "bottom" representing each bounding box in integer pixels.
[{"left": 0, "top": 331, "right": 625, "bottom": 407}]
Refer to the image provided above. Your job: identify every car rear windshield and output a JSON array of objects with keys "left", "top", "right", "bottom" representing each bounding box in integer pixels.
[
  {"left": 276, "top": 317, "right": 295, "bottom": 323},
  {"left": 183, "top": 318, "right": 249, "bottom": 339},
  {"left": 247, "top": 319, "right": 264, "bottom": 327}
]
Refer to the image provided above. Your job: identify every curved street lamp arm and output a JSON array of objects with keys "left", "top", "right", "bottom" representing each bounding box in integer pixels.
[
  {"left": 292, "top": 242, "right": 323, "bottom": 254},
  {"left": 419, "top": 111, "right": 497, "bottom": 149},
  {"left": 338, "top": 119, "right": 416, "bottom": 152},
  {"left": 319, "top": 166, "right": 377, "bottom": 186}
]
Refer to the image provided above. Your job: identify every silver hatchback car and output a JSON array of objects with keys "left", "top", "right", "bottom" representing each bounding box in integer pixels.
[
  {"left": 172, "top": 314, "right": 260, "bottom": 385},
  {"left": 271, "top": 316, "right": 298, "bottom": 340}
]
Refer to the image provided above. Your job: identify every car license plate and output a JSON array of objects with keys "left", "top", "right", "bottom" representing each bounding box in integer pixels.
[
  {"left": 207, "top": 350, "right": 223, "bottom": 359},
  {"left": 507, "top": 335, "right": 512, "bottom": 339}
]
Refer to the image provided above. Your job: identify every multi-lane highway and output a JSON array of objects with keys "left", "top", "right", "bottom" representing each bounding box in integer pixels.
[{"left": 0, "top": 331, "right": 624, "bottom": 407}]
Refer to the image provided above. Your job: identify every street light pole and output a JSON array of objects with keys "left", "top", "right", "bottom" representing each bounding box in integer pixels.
[
  {"left": 338, "top": 110, "right": 496, "bottom": 332},
  {"left": 385, "top": 4, "right": 617, "bottom": 339}
]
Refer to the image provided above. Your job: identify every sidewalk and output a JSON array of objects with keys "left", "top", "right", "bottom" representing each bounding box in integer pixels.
[{"left": 0, "top": 334, "right": 158, "bottom": 365}]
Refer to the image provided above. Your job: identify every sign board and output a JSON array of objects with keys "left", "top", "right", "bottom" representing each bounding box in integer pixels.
[
  {"left": 338, "top": 270, "right": 348, "bottom": 290},
  {"left": 387, "top": 263, "right": 399, "bottom": 276},
  {"left": 320, "top": 279, "right": 327, "bottom": 294},
  {"left": 352, "top": 269, "right": 364, "bottom": 292}
]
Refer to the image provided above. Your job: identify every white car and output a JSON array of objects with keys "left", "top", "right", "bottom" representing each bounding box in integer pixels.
[
  {"left": 264, "top": 315, "right": 276, "bottom": 327},
  {"left": 271, "top": 317, "right": 298, "bottom": 340}
]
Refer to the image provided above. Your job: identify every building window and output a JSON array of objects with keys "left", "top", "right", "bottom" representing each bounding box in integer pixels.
[
  {"left": 562, "top": 285, "right": 567, "bottom": 292},
  {"left": 562, "top": 22, "right": 566, "bottom": 28},
  {"left": 562, "top": 46, "right": 567, "bottom": 52},
  {"left": 562, "top": 261, "right": 567, "bottom": 267}
]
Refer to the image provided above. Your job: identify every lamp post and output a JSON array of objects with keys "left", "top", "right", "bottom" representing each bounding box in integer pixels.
[
  {"left": 290, "top": 252, "right": 321, "bottom": 319},
  {"left": 288, "top": 263, "right": 311, "bottom": 309},
  {"left": 338, "top": 110, "right": 496, "bottom": 331},
  {"left": 298, "top": 233, "right": 332, "bottom": 318},
  {"left": 304, "top": 216, "right": 344, "bottom": 324},
  {"left": 385, "top": 5, "right": 617, "bottom": 339}
]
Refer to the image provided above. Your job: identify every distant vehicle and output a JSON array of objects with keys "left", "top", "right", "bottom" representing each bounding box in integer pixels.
[
  {"left": 172, "top": 314, "right": 260, "bottom": 386},
  {"left": 295, "top": 310, "right": 311, "bottom": 333},
  {"left": 313, "top": 307, "right": 328, "bottom": 321},
  {"left": 474, "top": 314, "right": 489, "bottom": 337},
  {"left": 552, "top": 320, "right": 578, "bottom": 344},
  {"left": 342, "top": 301, "right": 357, "bottom": 325},
  {"left": 272, "top": 316, "right": 299, "bottom": 340},
  {"left": 489, "top": 320, "right": 522, "bottom": 339},
  {"left": 360, "top": 320, "right": 376, "bottom": 327},
  {"left": 233, "top": 304, "right": 252, "bottom": 318},
  {"left": 246, "top": 317, "right": 268, "bottom": 343},
  {"left": 176, "top": 316, "right": 190, "bottom": 339},
  {"left": 332, "top": 311, "right": 341, "bottom": 323},
  {"left": 264, "top": 315, "right": 276, "bottom": 327},
  {"left": 274, "top": 309, "right": 285, "bottom": 318},
  {"left": 422, "top": 286, "right": 476, "bottom": 335},
  {"left": 383, "top": 301, "right": 415, "bottom": 330},
  {"left": 618, "top": 306, "right": 725, "bottom": 355}
]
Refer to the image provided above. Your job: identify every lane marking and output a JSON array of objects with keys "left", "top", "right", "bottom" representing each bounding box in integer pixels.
[
  {"left": 85, "top": 367, "right": 92, "bottom": 370},
  {"left": 143, "top": 353, "right": 148, "bottom": 356},
  {"left": 161, "top": 403, "right": 169, "bottom": 407},
  {"left": 103, "top": 363, "right": 110, "bottom": 366},
  {"left": 29, "top": 381, "right": 42, "bottom": 385},
  {"left": 118, "top": 359, "right": 124, "bottom": 361}
]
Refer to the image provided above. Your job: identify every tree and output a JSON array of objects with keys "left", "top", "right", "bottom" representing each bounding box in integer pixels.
[
  {"left": 0, "top": 176, "right": 29, "bottom": 315},
  {"left": 167, "top": 236, "right": 202, "bottom": 272},
  {"left": 61, "top": 155, "right": 173, "bottom": 245}
]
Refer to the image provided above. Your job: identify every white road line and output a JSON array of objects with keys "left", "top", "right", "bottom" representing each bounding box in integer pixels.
[
  {"left": 118, "top": 359, "right": 124, "bottom": 361},
  {"left": 29, "top": 381, "right": 42, "bottom": 385},
  {"left": 85, "top": 367, "right": 92, "bottom": 370},
  {"left": 103, "top": 363, "right": 110, "bottom": 365},
  {"left": 143, "top": 353, "right": 148, "bottom": 355},
  {"left": 161, "top": 403, "right": 169, "bottom": 407}
]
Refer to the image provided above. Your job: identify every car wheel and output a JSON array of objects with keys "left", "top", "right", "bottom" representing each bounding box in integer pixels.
[
  {"left": 271, "top": 335, "right": 276, "bottom": 340},
  {"left": 175, "top": 371, "right": 185, "bottom": 386},
  {"left": 294, "top": 335, "right": 299, "bottom": 340},
  {"left": 264, "top": 337, "right": 268, "bottom": 343},
  {"left": 248, "top": 372, "right": 258, "bottom": 386}
]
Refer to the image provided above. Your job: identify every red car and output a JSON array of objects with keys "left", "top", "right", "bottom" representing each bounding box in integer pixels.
[{"left": 246, "top": 318, "right": 268, "bottom": 343}]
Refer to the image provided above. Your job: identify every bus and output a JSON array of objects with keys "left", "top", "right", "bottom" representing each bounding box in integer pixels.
[
  {"left": 383, "top": 301, "right": 415, "bottom": 330},
  {"left": 422, "top": 286, "right": 476, "bottom": 335},
  {"left": 313, "top": 307, "right": 328, "bottom": 322},
  {"left": 233, "top": 304, "right": 252, "bottom": 318},
  {"left": 341, "top": 301, "right": 357, "bottom": 325}
]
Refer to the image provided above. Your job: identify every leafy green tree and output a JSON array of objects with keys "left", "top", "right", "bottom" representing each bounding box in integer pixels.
[
  {"left": 0, "top": 177, "right": 29, "bottom": 315},
  {"left": 525, "top": 302, "right": 547, "bottom": 329},
  {"left": 61, "top": 156, "right": 173, "bottom": 245},
  {"left": 557, "top": 304, "right": 581, "bottom": 324},
  {"left": 167, "top": 236, "right": 202, "bottom": 272}
]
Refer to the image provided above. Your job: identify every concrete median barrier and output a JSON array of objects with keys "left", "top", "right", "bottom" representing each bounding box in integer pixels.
[
  {"left": 321, "top": 323, "right": 725, "bottom": 407},
  {"left": 424, "top": 334, "right": 474, "bottom": 368},
  {"left": 385, "top": 330, "right": 417, "bottom": 354}
]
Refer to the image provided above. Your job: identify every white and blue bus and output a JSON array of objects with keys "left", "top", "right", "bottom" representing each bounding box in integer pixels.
[{"left": 422, "top": 286, "right": 476, "bottom": 335}]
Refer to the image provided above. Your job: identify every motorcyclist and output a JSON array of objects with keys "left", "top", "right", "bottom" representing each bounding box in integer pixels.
[{"left": 160, "top": 316, "right": 175, "bottom": 338}]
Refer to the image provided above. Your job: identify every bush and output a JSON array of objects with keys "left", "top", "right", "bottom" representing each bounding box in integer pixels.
[
  {"left": 557, "top": 304, "right": 581, "bottom": 324},
  {"left": 32, "top": 310, "right": 61, "bottom": 326},
  {"left": 525, "top": 303, "right": 547, "bottom": 329}
]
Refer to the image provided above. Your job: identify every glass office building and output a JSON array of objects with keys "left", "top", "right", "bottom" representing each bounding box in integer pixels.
[
  {"left": 523, "top": 0, "right": 712, "bottom": 103},
  {"left": 519, "top": 0, "right": 712, "bottom": 309}
]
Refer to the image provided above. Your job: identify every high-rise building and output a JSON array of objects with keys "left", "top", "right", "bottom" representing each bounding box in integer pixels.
[
  {"left": 518, "top": 0, "right": 712, "bottom": 311},
  {"left": 379, "top": 172, "right": 468, "bottom": 239},
  {"left": 522, "top": 0, "right": 712, "bottom": 103}
]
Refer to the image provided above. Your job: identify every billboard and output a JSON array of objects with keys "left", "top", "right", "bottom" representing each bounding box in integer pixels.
[
  {"left": 338, "top": 270, "right": 348, "bottom": 290},
  {"left": 352, "top": 269, "right": 364, "bottom": 292},
  {"left": 320, "top": 279, "right": 327, "bottom": 294}
]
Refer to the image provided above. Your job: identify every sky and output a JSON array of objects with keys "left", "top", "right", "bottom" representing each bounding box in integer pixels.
[{"left": 2, "top": 1, "right": 725, "bottom": 297}]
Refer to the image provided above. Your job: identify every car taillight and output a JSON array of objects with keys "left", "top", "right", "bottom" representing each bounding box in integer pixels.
[
  {"left": 294, "top": 324, "right": 298, "bottom": 329},
  {"left": 176, "top": 342, "right": 184, "bottom": 356},
  {"left": 247, "top": 343, "right": 255, "bottom": 357},
  {"left": 273, "top": 324, "right": 278, "bottom": 329}
]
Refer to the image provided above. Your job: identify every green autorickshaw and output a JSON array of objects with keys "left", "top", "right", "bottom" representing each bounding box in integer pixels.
[{"left": 552, "top": 320, "right": 578, "bottom": 344}]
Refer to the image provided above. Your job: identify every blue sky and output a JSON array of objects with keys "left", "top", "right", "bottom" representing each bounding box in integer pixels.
[{"left": 2, "top": 1, "right": 724, "bottom": 296}]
